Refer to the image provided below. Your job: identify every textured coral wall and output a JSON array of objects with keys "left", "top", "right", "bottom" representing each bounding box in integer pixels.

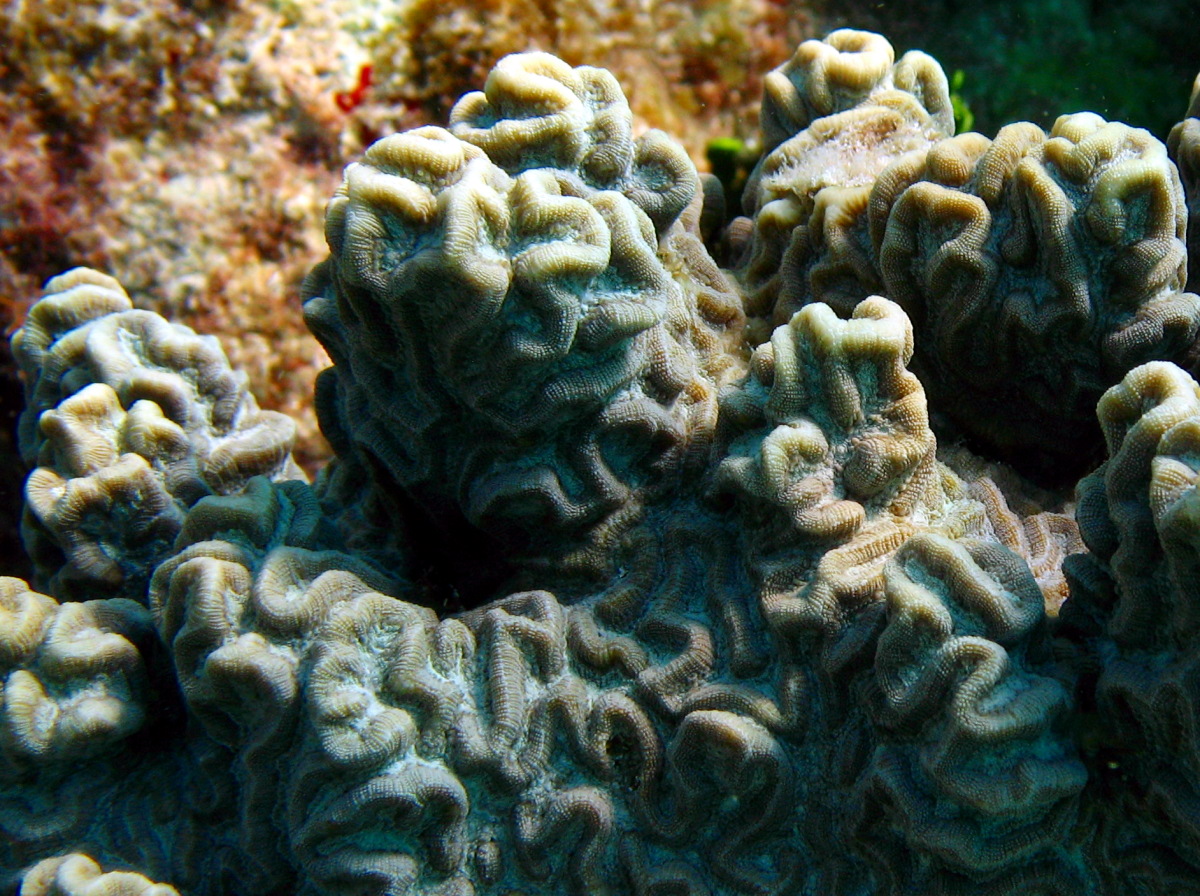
[
  {"left": 0, "top": 0, "right": 825, "bottom": 402},
  {"left": 5, "top": 0, "right": 1190, "bottom": 570},
  {"left": 0, "top": 0, "right": 832, "bottom": 575},
  {"left": 6, "top": 14, "right": 1200, "bottom": 896}
]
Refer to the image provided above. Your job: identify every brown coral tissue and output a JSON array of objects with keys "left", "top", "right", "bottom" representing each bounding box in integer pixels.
[{"left": 6, "top": 27, "right": 1200, "bottom": 896}]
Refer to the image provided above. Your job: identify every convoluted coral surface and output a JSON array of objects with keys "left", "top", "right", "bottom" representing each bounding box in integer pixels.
[
  {"left": 0, "top": 0, "right": 826, "bottom": 579},
  {"left": 5, "top": 28, "right": 1200, "bottom": 896}
]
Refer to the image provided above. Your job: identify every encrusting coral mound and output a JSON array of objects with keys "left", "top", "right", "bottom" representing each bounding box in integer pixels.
[{"left": 5, "top": 28, "right": 1200, "bottom": 896}]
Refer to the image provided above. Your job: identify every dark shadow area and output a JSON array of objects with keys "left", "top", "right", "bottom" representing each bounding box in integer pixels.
[{"left": 0, "top": 337, "right": 31, "bottom": 583}]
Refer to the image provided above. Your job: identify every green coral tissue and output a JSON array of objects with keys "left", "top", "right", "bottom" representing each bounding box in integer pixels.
[{"left": 4, "top": 27, "right": 1200, "bottom": 896}]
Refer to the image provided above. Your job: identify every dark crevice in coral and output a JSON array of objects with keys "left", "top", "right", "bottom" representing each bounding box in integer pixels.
[
  {"left": 344, "top": 445, "right": 517, "bottom": 613},
  {"left": 394, "top": 491, "right": 516, "bottom": 615},
  {"left": 124, "top": 630, "right": 189, "bottom": 758},
  {"left": 927, "top": 396, "right": 1107, "bottom": 491},
  {"left": 0, "top": 338, "right": 31, "bottom": 583}
]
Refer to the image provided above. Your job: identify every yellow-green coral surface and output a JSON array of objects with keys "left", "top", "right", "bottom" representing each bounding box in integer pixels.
[{"left": 4, "top": 29, "right": 1200, "bottom": 896}]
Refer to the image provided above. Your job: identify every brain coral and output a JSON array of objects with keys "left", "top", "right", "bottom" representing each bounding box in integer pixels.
[
  {"left": 4, "top": 27, "right": 1200, "bottom": 896},
  {"left": 735, "top": 29, "right": 1200, "bottom": 482}
]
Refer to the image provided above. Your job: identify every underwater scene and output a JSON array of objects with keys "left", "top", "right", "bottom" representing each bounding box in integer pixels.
[{"left": 2, "top": 1, "right": 1200, "bottom": 893}]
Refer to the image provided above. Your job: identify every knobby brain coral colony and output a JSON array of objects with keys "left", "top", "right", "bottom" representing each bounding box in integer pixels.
[{"left": 5, "top": 27, "right": 1200, "bottom": 896}]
